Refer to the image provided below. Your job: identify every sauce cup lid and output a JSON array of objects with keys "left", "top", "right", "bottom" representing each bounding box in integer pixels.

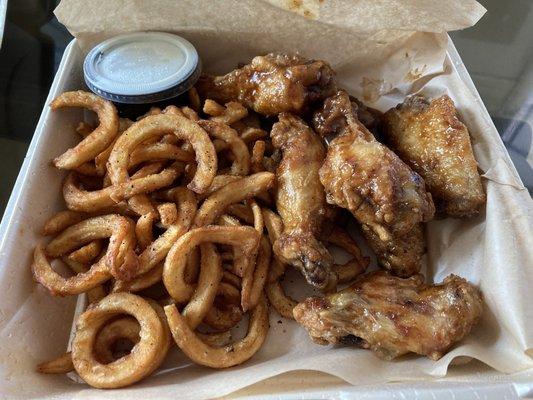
[{"left": 83, "top": 32, "right": 200, "bottom": 104}]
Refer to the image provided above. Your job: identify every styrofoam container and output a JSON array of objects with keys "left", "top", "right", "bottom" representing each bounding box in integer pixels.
[{"left": 0, "top": 37, "right": 531, "bottom": 399}]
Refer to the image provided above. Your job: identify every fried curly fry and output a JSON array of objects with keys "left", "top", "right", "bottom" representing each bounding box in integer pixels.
[
  {"left": 137, "top": 107, "right": 162, "bottom": 120},
  {"left": 163, "top": 226, "right": 260, "bottom": 303},
  {"left": 203, "top": 99, "right": 226, "bottom": 116},
  {"left": 262, "top": 209, "right": 287, "bottom": 279},
  {"left": 181, "top": 106, "right": 199, "bottom": 121},
  {"left": 129, "top": 142, "right": 194, "bottom": 166},
  {"left": 51, "top": 91, "right": 119, "bottom": 169},
  {"left": 46, "top": 215, "right": 138, "bottom": 281},
  {"left": 323, "top": 226, "right": 368, "bottom": 284},
  {"left": 262, "top": 208, "right": 283, "bottom": 244},
  {"left": 266, "top": 279, "right": 297, "bottom": 319},
  {"left": 200, "top": 174, "right": 241, "bottom": 199},
  {"left": 182, "top": 243, "right": 223, "bottom": 329},
  {"left": 73, "top": 162, "right": 101, "bottom": 177},
  {"left": 157, "top": 202, "right": 178, "bottom": 227},
  {"left": 108, "top": 113, "right": 216, "bottom": 194},
  {"left": 114, "top": 263, "right": 164, "bottom": 293},
  {"left": 42, "top": 210, "right": 86, "bottom": 236},
  {"left": 204, "top": 100, "right": 248, "bottom": 125},
  {"left": 262, "top": 208, "right": 297, "bottom": 318},
  {"left": 71, "top": 293, "right": 167, "bottom": 388},
  {"left": 33, "top": 215, "right": 138, "bottom": 296},
  {"left": 127, "top": 194, "right": 156, "bottom": 218},
  {"left": 36, "top": 352, "right": 74, "bottom": 374},
  {"left": 136, "top": 187, "right": 197, "bottom": 276},
  {"left": 204, "top": 282, "right": 243, "bottom": 331},
  {"left": 242, "top": 236, "right": 271, "bottom": 311},
  {"left": 93, "top": 299, "right": 169, "bottom": 367},
  {"left": 217, "top": 202, "right": 264, "bottom": 311},
  {"left": 61, "top": 257, "right": 106, "bottom": 303},
  {"left": 62, "top": 173, "right": 116, "bottom": 212},
  {"left": 222, "top": 270, "right": 242, "bottom": 288},
  {"left": 198, "top": 331, "right": 232, "bottom": 347},
  {"left": 93, "top": 317, "right": 140, "bottom": 364},
  {"left": 240, "top": 127, "right": 268, "bottom": 144},
  {"left": 135, "top": 213, "right": 155, "bottom": 251},
  {"left": 94, "top": 118, "right": 134, "bottom": 175},
  {"left": 165, "top": 295, "right": 269, "bottom": 368},
  {"left": 33, "top": 245, "right": 111, "bottom": 296},
  {"left": 199, "top": 120, "right": 250, "bottom": 176},
  {"left": 249, "top": 200, "right": 264, "bottom": 232},
  {"left": 110, "top": 162, "right": 183, "bottom": 203},
  {"left": 66, "top": 240, "right": 103, "bottom": 265},
  {"left": 63, "top": 164, "right": 182, "bottom": 213},
  {"left": 225, "top": 204, "right": 254, "bottom": 225},
  {"left": 114, "top": 191, "right": 198, "bottom": 294},
  {"left": 37, "top": 317, "right": 149, "bottom": 375},
  {"left": 193, "top": 172, "right": 274, "bottom": 227}
]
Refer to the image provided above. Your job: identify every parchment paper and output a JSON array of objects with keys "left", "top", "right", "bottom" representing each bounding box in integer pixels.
[{"left": 1, "top": 0, "right": 532, "bottom": 399}]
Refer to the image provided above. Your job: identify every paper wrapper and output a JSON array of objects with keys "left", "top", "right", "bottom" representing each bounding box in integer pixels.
[{"left": 1, "top": 0, "right": 532, "bottom": 399}]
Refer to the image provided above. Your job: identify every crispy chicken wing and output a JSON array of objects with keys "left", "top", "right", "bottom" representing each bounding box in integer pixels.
[
  {"left": 382, "top": 95, "right": 485, "bottom": 217},
  {"left": 271, "top": 113, "right": 336, "bottom": 290},
  {"left": 315, "top": 91, "right": 434, "bottom": 277},
  {"left": 197, "top": 53, "right": 336, "bottom": 116},
  {"left": 294, "top": 271, "right": 483, "bottom": 360}
]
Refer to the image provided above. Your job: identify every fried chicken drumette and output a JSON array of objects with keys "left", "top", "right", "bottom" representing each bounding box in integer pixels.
[
  {"left": 271, "top": 113, "right": 336, "bottom": 290},
  {"left": 382, "top": 94, "right": 485, "bottom": 218},
  {"left": 294, "top": 271, "right": 483, "bottom": 360},
  {"left": 197, "top": 53, "right": 336, "bottom": 116},
  {"left": 315, "top": 91, "right": 434, "bottom": 277}
]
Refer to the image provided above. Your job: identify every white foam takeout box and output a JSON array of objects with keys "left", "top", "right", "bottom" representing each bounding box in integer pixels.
[{"left": 0, "top": 36, "right": 531, "bottom": 399}]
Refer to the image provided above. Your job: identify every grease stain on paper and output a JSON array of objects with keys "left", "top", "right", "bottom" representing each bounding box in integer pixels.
[
  {"left": 405, "top": 64, "right": 428, "bottom": 82},
  {"left": 264, "top": 0, "right": 321, "bottom": 19}
]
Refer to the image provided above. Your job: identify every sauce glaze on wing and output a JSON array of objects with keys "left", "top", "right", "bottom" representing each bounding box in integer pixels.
[
  {"left": 382, "top": 95, "right": 485, "bottom": 218},
  {"left": 294, "top": 271, "right": 483, "bottom": 360},
  {"left": 271, "top": 113, "right": 336, "bottom": 290},
  {"left": 197, "top": 53, "right": 336, "bottom": 116},
  {"left": 315, "top": 91, "right": 434, "bottom": 277}
]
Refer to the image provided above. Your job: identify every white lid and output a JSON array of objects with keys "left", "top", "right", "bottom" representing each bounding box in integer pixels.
[{"left": 84, "top": 32, "right": 199, "bottom": 98}]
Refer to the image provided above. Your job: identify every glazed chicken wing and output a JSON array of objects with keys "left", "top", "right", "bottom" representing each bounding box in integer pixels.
[
  {"left": 294, "top": 271, "right": 483, "bottom": 360},
  {"left": 315, "top": 91, "right": 434, "bottom": 277},
  {"left": 271, "top": 113, "right": 336, "bottom": 290},
  {"left": 382, "top": 95, "right": 485, "bottom": 217},
  {"left": 197, "top": 53, "right": 336, "bottom": 116}
]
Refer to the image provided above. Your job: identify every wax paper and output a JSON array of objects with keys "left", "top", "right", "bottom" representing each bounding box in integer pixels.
[{"left": 1, "top": 1, "right": 532, "bottom": 399}]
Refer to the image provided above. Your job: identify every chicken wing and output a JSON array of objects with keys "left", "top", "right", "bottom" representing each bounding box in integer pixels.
[
  {"left": 382, "top": 95, "right": 485, "bottom": 217},
  {"left": 197, "top": 53, "right": 336, "bottom": 116},
  {"left": 293, "top": 271, "right": 483, "bottom": 360},
  {"left": 271, "top": 113, "right": 336, "bottom": 290},
  {"left": 315, "top": 91, "right": 434, "bottom": 277}
]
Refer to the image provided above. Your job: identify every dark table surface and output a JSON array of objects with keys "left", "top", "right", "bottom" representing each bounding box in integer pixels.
[{"left": 0, "top": 0, "right": 531, "bottom": 216}]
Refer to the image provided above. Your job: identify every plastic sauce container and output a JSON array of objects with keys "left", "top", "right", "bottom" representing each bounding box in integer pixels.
[{"left": 83, "top": 32, "right": 201, "bottom": 116}]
